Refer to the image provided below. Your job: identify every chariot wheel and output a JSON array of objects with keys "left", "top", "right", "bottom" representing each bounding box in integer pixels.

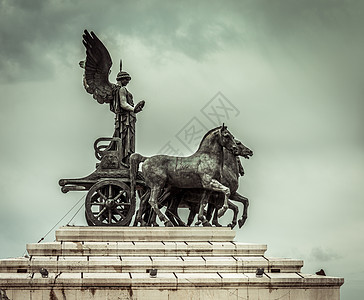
[{"left": 85, "top": 179, "right": 135, "bottom": 226}]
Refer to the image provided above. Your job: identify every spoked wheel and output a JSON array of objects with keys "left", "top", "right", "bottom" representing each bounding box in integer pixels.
[{"left": 85, "top": 179, "right": 135, "bottom": 226}]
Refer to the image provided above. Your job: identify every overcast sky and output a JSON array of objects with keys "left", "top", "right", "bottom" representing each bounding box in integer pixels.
[{"left": 1, "top": 1, "right": 363, "bottom": 298}]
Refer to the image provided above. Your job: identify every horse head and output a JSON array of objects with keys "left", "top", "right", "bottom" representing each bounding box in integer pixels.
[
  {"left": 235, "top": 139, "right": 253, "bottom": 159},
  {"left": 219, "top": 124, "right": 238, "bottom": 155}
]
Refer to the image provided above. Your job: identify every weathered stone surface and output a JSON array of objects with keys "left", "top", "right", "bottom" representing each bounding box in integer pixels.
[
  {"left": 0, "top": 227, "right": 343, "bottom": 299},
  {"left": 27, "top": 240, "right": 267, "bottom": 257},
  {"left": 0, "top": 284, "right": 342, "bottom": 300},
  {"left": 0, "top": 255, "right": 304, "bottom": 274},
  {"left": 265, "top": 257, "right": 304, "bottom": 272},
  {"left": 55, "top": 226, "right": 236, "bottom": 242}
]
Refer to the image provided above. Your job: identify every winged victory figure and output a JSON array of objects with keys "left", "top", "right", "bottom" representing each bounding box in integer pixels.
[{"left": 79, "top": 30, "right": 145, "bottom": 164}]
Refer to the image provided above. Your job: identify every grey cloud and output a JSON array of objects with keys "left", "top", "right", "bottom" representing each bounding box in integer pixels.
[
  {"left": 0, "top": 0, "right": 81, "bottom": 81},
  {"left": 0, "top": 3, "right": 363, "bottom": 299},
  {"left": 1, "top": 0, "right": 364, "bottom": 82}
]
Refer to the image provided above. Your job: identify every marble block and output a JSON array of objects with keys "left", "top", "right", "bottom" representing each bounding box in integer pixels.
[
  {"left": 27, "top": 241, "right": 268, "bottom": 257},
  {"left": 55, "top": 226, "right": 236, "bottom": 242}
]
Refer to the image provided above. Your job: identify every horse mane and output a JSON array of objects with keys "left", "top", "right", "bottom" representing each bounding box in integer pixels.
[{"left": 195, "top": 126, "right": 221, "bottom": 152}]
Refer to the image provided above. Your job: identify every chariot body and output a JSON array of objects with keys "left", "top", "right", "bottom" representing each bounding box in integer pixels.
[{"left": 59, "top": 137, "right": 147, "bottom": 226}]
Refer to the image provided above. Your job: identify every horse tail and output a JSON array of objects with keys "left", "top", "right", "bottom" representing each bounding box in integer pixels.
[{"left": 130, "top": 153, "right": 147, "bottom": 201}]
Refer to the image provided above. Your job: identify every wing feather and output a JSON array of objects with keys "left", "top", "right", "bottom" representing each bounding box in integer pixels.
[{"left": 82, "top": 30, "right": 115, "bottom": 104}]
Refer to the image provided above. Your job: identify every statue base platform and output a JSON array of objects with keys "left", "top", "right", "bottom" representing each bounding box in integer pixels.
[{"left": 0, "top": 226, "right": 344, "bottom": 299}]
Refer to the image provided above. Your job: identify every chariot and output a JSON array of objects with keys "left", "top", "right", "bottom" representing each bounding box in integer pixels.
[{"left": 59, "top": 137, "right": 147, "bottom": 226}]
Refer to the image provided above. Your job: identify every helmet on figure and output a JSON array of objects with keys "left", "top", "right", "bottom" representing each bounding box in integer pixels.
[
  {"left": 116, "top": 59, "right": 131, "bottom": 81},
  {"left": 116, "top": 71, "right": 131, "bottom": 81}
]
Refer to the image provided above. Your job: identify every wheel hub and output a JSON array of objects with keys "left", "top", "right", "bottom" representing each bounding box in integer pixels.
[{"left": 105, "top": 199, "right": 114, "bottom": 209}]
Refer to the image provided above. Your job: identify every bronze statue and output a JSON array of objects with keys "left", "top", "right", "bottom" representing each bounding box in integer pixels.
[
  {"left": 59, "top": 30, "right": 253, "bottom": 228},
  {"left": 130, "top": 125, "right": 239, "bottom": 226},
  {"left": 164, "top": 139, "right": 253, "bottom": 228},
  {"left": 135, "top": 138, "right": 253, "bottom": 228},
  {"left": 80, "top": 30, "right": 145, "bottom": 163}
]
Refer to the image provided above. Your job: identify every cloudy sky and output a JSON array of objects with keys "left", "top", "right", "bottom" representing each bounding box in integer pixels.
[{"left": 0, "top": 0, "right": 363, "bottom": 298}]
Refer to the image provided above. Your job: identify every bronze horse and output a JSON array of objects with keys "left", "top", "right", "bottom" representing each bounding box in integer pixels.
[
  {"left": 161, "top": 139, "right": 253, "bottom": 228},
  {"left": 205, "top": 139, "right": 253, "bottom": 228},
  {"left": 130, "top": 125, "right": 238, "bottom": 226}
]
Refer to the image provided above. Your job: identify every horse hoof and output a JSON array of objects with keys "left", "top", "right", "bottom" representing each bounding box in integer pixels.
[
  {"left": 202, "top": 220, "right": 212, "bottom": 227},
  {"left": 228, "top": 222, "right": 237, "bottom": 229},
  {"left": 195, "top": 221, "right": 202, "bottom": 226},
  {"left": 238, "top": 219, "right": 246, "bottom": 228},
  {"left": 213, "top": 222, "right": 222, "bottom": 227},
  {"left": 217, "top": 208, "right": 226, "bottom": 218},
  {"left": 165, "top": 221, "right": 174, "bottom": 227}
]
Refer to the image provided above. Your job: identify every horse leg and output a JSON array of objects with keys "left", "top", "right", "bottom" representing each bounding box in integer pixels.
[
  {"left": 207, "top": 199, "right": 222, "bottom": 227},
  {"left": 159, "top": 187, "right": 187, "bottom": 226},
  {"left": 211, "top": 197, "right": 223, "bottom": 227},
  {"left": 188, "top": 205, "right": 198, "bottom": 226},
  {"left": 166, "top": 207, "right": 187, "bottom": 227},
  {"left": 157, "top": 186, "right": 172, "bottom": 207},
  {"left": 149, "top": 187, "right": 173, "bottom": 227},
  {"left": 170, "top": 196, "right": 187, "bottom": 226},
  {"left": 162, "top": 189, "right": 181, "bottom": 226},
  {"left": 208, "top": 195, "right": 223, "bottom": 227},
  {"left": 230, "top": 192, "right": 249, "bottom": 228},
  {"left": 144, "top": 206, "right": 158, "bottom": 227},
  {"left": 133, "top": 209, "right": 139, "bottom": 226},
  {"left": 206, "top": 202, "right": 214, "bottom": 222},
  {"left": 201, "top": 176, "right": 230, "bottom": 218},
  {"left": 197, "top": 191, "right": 212, "bottom": 226},
  {"left": 135, "top": 189, "right": 150, "bottom": 226},
  {"left": 165, "top": 210, "right": 178, "bottom": 226},
  {"left": 227, "top": 200, "right": 238, "bottom": 229},
  {"left": 146, "top": 185, "right": 171, "bottom": 227},
  {"left": 148, "top": 209, "right": 159, "bottom": 227},
  {"left": 212, "top": 207, "right": 222, "bottom": 227},
  {"left": 165, "top": 197, "right": 180, "bottom": 226},
  {"left": 143, "top": 206, "right": 151, "bottom": 226},
  {"left": 210, "top": 199, "right": 238, "bottom": 228},
  {"left": 157, "top": 187, "right": 181, "bottom": 226}
]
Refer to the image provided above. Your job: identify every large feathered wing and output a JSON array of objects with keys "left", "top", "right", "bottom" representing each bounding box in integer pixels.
[{"left": 82, "top": 30, "right": 115, "bottom": 104}]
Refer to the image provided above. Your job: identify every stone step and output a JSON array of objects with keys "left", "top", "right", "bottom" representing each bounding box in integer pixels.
[
  {"left": 0, "top": 271, "right": 343, "bottom": 287},
  {"left": 55, "top": 226, "right": 236, "bottom": 242},
  {"left": 26, "top": 241, "right": 267, "bottom": 257},
  {"left": 0, "top": 272, "right": 344, "bottom": 300},
  {"left": 0, "top": 255, "right": 303, "bottom": 274}
]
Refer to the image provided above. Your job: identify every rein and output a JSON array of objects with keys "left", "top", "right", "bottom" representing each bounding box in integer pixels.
[
  {"left": 219, "top": 131, "right": 226, "bottom": 183},
  {"left": 220, "top": 145, "right": 224, "bottom": 182}
]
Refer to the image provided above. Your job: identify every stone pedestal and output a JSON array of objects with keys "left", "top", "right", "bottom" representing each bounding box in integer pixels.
[{"left": 0, "top": 227, "right": 343, "bottom": 299}]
